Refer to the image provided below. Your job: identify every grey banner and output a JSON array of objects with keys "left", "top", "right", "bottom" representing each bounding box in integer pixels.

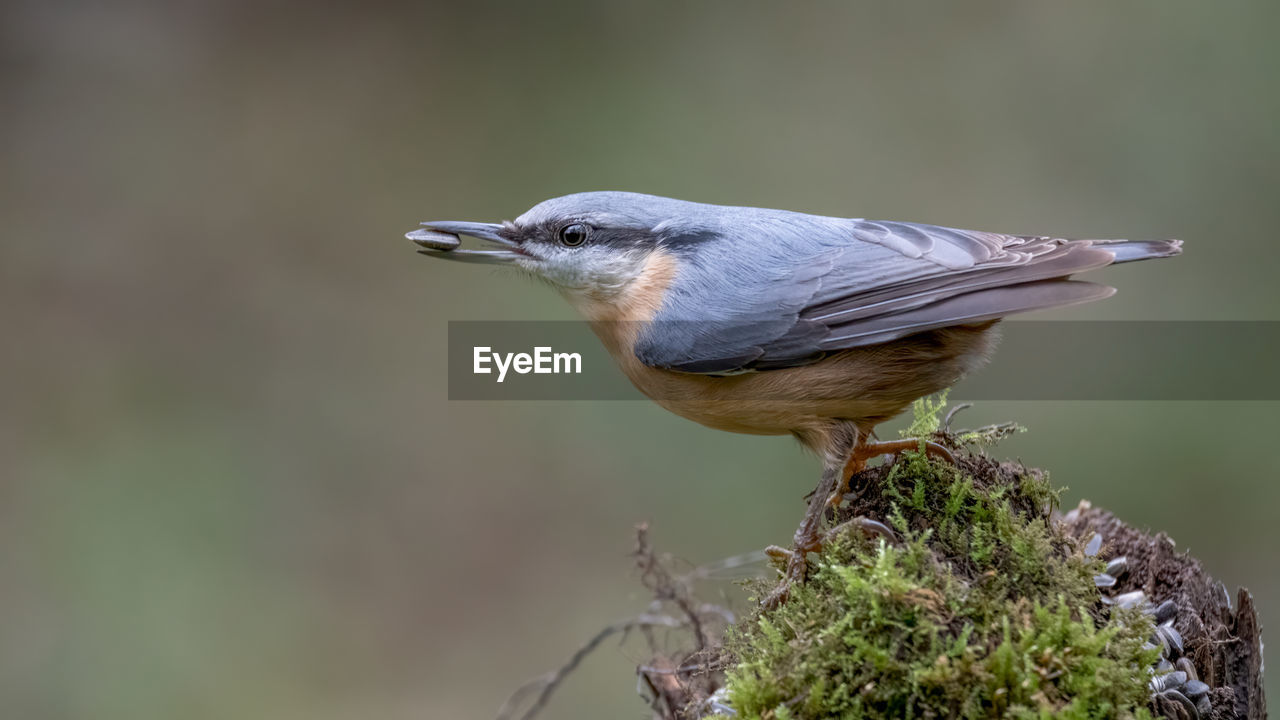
[{"left": 446, "top": 321, "right": 1280, "bottom": 401}]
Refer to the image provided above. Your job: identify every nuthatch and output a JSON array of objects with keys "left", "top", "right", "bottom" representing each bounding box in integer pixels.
[{"left": 408, "top": 191, "right": 1180, "bottom": 596}]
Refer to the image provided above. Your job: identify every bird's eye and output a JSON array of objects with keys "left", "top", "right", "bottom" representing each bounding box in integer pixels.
[{"left": 558, "top": 223, "right": 589, "bottom": 247}]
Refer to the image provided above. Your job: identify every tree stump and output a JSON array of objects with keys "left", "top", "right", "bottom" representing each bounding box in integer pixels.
[
  {"left": 638, "top": 445, "right": 1267, "bottom": 720},
  {"left": 1060, "top": 501, "right": 1266, "bottom": 720}
]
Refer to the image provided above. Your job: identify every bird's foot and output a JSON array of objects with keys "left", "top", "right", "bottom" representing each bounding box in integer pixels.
[
  {"left": 761, "top": 533, "right": 821, "bottom": 609},
  {"left": 762, "top": 517, "right": 899, "bottom": 610},
  {"left": 826, "top": 438, "right": 958, "bottom": 508}
]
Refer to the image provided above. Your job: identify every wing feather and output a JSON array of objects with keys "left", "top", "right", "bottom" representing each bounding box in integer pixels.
[
  {"left": 819, "top": 280, "right": 1115, "bottom": 348},
  {"left": 635, "top": 217, "right": 1171, "bottom": 374}
]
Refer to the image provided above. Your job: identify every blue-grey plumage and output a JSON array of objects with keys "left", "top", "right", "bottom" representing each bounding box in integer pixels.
[
  {"left": 414, "top": 190, "right": 1180, "bottom": 375},
  {"left": 410, "top": 190, "right": 1181, "bottom": 601},
  {"left": 412, "top": 189, "right": 1181, "bottom": 447}
]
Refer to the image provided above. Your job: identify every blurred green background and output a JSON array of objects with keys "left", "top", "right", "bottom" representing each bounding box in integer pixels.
[{"left": 3, "top": 2, "right": 1277, "bottom": 718}]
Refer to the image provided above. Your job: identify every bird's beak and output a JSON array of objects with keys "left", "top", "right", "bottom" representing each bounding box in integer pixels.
[{"left": 406, "top": 221, "right": 522, "bottom": 265}]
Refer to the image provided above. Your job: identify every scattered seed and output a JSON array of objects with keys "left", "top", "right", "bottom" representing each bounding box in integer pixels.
[
  {"left": 1154, "top": 623, "right": 1184, "bottom": 658},
  {"left": 1084, "top": 532, "right": 1102, "bottom": 557},
  {"left": 704, "top": 687, "right": 736, "bottom": 716},
  {"left": 1183, "top": 679, "right": 1210, "bottom": 700},
  {"left": 1151, "top": 670, "right": 1187, "bottom": 693},
  {"left": 1159, "top": 689, "right": 1199, "bottom": 720},
  {"left": 1114, "top": 590, "right": 1147, "bottom": 610}
]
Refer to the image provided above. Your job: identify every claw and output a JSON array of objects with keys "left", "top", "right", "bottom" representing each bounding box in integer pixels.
[
  {"left": 764, "top": 544, "right": 794, "bottom": 562},
  {"left": 942, "top": 403, "right": 974, "bottom": 433},
  {"left": 825, "top": 516, "right": 898, "bottom": 545}
]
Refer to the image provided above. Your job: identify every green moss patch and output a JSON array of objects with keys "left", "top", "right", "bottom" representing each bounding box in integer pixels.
[{"left": 711, "top": 412, "right": 1160, "bottom": 719}]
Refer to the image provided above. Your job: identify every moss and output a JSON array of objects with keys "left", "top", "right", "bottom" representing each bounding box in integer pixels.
[
  {"left": 899, "top": 390, "right": 951, "bottom": 439},
  {"left": 709, "top": 402, "right": 1161, "bottom": 719}
]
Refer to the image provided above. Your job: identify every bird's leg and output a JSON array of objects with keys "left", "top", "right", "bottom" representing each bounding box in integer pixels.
[
  {"left": 763, "top": 438, "right": 853, "bottom": 609},
  {"left": 826, "top": 435, "right": 958, "bottom": 508},
  {"left": 763, "top": 513, "right": 900, "bottom": 609},
  {"left": 765, "top": 428, "right": 953, "bottom": 609}
]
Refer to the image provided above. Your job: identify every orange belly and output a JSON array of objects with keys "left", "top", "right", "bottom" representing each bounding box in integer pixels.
[{"left": 596, "top": 322, "right": 999, "bottom": 450}]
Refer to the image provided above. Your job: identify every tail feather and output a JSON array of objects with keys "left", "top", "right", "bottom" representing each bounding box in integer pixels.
[{"left": 1091, "top": 238, "right": 1183, "bottom": 264}]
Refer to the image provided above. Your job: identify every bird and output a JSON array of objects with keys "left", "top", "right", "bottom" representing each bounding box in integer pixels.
[{"left": 407, "top": 191, "right": 1181, "bottom": 600}]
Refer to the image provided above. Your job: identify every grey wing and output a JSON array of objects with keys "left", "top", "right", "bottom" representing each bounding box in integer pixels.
[
  {"left": 799, "top": 221, "right": 1121, "bottom": 351},
  {"left": 635, "top": 219, "right": 1147, "bottom": 373}
]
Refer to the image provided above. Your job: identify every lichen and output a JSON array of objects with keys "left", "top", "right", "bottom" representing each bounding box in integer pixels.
[{"left": 708, "top": 403, "right": 1161, "bottom": 720}]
